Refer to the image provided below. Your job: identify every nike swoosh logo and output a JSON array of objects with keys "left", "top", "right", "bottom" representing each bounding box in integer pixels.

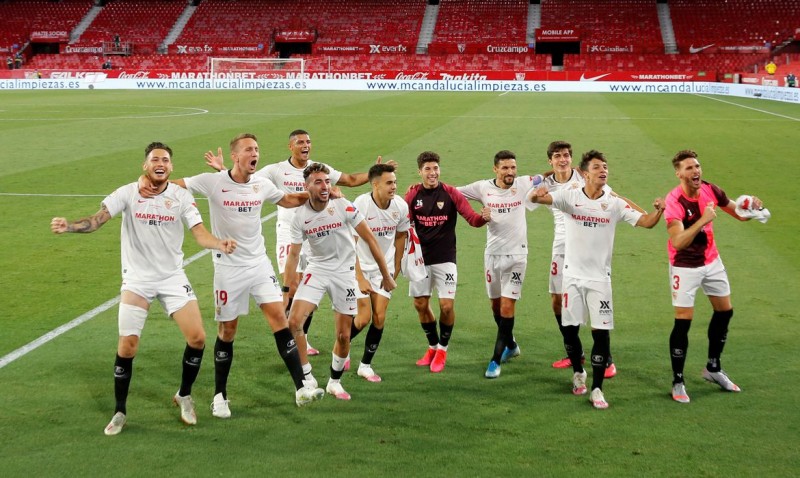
[
  {"left": 688, "top": 44, "right": 714, "bottom": 54},
  {"left": 137, "top": 199, "right": 147, "bottom": 203},
  {"left": 284, "top": 172, "right": 293, "bottom": 175},
  {"left": 367, "top": 216, "right": 377, "bottom": 221},
  {"left": 579, "top": 73, "right": 611, "bottom": 82},
  {"left": 222, "top": 189, "right": 231, "bottom": 193},
  {"left": 304, "top": 219, "right": 314, "bottom": 224},
  {"left": 574, "top": 204, "right": 584, "bottom": 207}
]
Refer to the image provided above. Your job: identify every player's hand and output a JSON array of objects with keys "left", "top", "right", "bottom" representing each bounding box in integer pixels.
[
  {"left": 481, "top": 206, "right": 492, "bottom": 222},
  {"left": 376, "top": 155, "right": 398, "bottom": 171},
  {"left": 329, "top": 186, "right": 344, "bottom": 199},
  {"left": 205, "top": 147, "right": 225, "bottom": 171},
  {"left": 405, "top": 182, "right": 421, "bottom": 197},
  {"left": 218, "top": 238, "right": 237, "bottom": 254},
  {"left": 51, "top": 217, "right": 68, "bottom": 234},
  {"left": 653, "top": 197, "right": 665, "bottom": 212},
  {"left": 357, "top": 276, "right": 373, "bottom": 295},
  {"left": 381, "top": 275, "right": 397, "bottom": 293},
  {"left": 751, "top": 196, "right": 764, "bottom": 210},
  {"left": 701, "top": 202, "right": 717, "bottom": 223},
  {"left": 138, "top": 174, "right": 159, "bottom": 198}
]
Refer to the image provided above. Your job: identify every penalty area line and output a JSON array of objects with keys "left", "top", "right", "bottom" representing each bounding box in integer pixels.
[
  {"left": 0, "top": 211, "right": 277, "bottom": 370},
  {"left": 695, "top": 94, "right": 800, "bottom": 121}
]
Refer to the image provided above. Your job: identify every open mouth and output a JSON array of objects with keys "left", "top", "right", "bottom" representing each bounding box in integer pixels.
[{"left": 250, "top": 159, "right": 258, "bottom": 168}]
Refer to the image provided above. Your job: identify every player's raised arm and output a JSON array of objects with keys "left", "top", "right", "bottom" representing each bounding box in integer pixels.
[
  {"left": 635, "top": 197, "right": 666, "bottom": 229},
  {"left": 51, "top": 205, "right": 112, "bottom": 234},
  {"left": 205, "top": 147, "right": 227, "bottom": 171}
]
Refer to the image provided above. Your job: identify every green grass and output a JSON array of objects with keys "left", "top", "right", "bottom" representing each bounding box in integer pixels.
[{"left": 0, "top": 90, "right": 798, "bottom": 477}]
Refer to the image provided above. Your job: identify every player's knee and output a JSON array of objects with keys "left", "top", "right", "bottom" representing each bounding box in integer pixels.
[
  {"left": 218, "top": 320, "right": 238, "bottom": 341},
  {"left": 413, "top": 297, "right": 429, "bottom": 312},
  {"left": 117, "top": 334, "right": 140, "bottom": 357},
  {"left": 372, "top": 311, "right": 386, "bottom": 328}
]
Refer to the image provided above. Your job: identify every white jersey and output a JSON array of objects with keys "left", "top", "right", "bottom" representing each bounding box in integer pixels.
[
  {"left": 541, "top": 169, "right": 612, "bottom": 255},
  {"left": 103, "top": 182, "right": 203, "bottom": 282},
  {"left": 352, "top": 193, "right": 410, "bottom": 274},
  {"left": 459, "top": 176, "right": 537, "bottom": 256},
  {"left": 257, "top": 159, "right": 343, "bottom": 224},
  {"left": 550, "top": 188, "right": 642, "bottom": 282},
  {"left": 290, "top": 198, "right": 364, "bottom": 272},
  {"left": 184, "top": 170, "right": 284, "bottom": 267}
]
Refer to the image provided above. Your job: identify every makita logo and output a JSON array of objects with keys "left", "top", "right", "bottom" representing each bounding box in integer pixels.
[
  {"left": 441, "top": 73, "right": 487, "bottom": 81},
  {"left": 369, "top": 44, "right": 408, "bottom": 54}
]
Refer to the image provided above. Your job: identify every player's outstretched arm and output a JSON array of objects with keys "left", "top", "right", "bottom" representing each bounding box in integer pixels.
[
  {"left": 635, "top": 197, "right": 665, "bottom": 229},
  {"left": 205, "top": 147, "right": 226, "bottom": 171},
  {"left": 354, "top": 220, "right": 396, "bottom": 292},
  {"left": 51, "top": 205, "right": 112, "bottom": 234},
  {"left": 336, "top": 156, "right": 395, "bottom": 187},
  {"left": 721, "top": 196, "right": 764, "bottom": 221},
  {"left": 277, "top": 192, "right": 310, "bottom": 208},
  {"left": 189, "top": 223, "right": 236, "bottom": 254},
  {"left": 527, "top": 187, "right": 553, "bottom": 205}
]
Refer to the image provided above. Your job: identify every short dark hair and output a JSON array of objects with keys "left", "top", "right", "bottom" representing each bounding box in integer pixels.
[
  {"left": 494, "top": 150, "right": 516, "bottom": 165},
  {"left": 230, "top": 133, "right": 257, "bottom": 151},
  {"left": 547, "top": 141, "right": 572, "bottom": 159},
  {"left": 416, "top": 151, "right": 440, "bottom": 169},
  {"left": 580, "top": 150, "right": 606, "bottom": 171},
  {"left": 672, "top": 149, "right": 698, "bottom": 169},
  {"left": 289, "top": 129, "right": 309, "bottom": 139},
  {"left": 145, "top": 142, "right": 172, "bottom": 158},
  {"left": 303, "top": 162, "right": 330, "bottom": 181},
  {"left": 368, "top": 163, "right": 396, "bottom": 182}
]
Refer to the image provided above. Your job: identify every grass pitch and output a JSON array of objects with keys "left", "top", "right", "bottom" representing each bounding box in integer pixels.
[{"left": 0, "top": 90, "right": 798, "bottom": 477}]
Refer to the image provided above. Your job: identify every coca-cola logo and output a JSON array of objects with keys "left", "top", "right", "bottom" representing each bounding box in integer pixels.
[
  {"left": 394, "top": 72, "right": 429, "bottom": 80},
  {"left": 116, "top": 70, "right": 150, "bottom": 79}
]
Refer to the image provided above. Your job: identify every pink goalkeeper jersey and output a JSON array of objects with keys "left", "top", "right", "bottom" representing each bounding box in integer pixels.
[{"left": 664, "top": 181, "right": 729, "bottom": 268}]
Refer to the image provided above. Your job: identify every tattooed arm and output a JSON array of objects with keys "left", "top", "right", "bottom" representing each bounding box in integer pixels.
[{"left": 51, "top": 204, "right": 112, "bottom": 234}]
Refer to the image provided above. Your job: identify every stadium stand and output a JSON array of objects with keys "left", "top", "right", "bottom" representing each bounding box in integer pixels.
[
  {"left": 6, "top": 0, "right": 800, "bottom": 78},
  {"left": 0, "top": 0, "right": 91, "bottom": 48},
  {"left": 540, "top": 0, "right": 664, "bottom": 54},
  {"left": 431, "top": 0, "right": 528, "bottom": 44}
]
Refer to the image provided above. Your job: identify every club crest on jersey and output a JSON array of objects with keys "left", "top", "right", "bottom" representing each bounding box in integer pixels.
[
  {"left": 392, "top": 211, "right": 400, "bottom": 220},
  {"left": 601, "top": 203, "right": 608, "bottom": 211},
  {"left": 252, "top": 184, "right": 261, "bottom": 193},
  {"left": 436, "top": 201, "right": 445, "bottom": 209},
  {"left": 327, "top": 207, "right": 335, "bottom": 216},
  {"left": 510, "top": 188, "right": 517, "bottom": 195},
  {"left": 164, "top": 199, "right": 173, "bottom": 209},
  {"left": 570, "top": 183, "right": 579, "bottom": 189}
]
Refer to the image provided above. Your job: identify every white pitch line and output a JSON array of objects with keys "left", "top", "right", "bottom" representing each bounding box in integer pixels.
[
  {"left": 0, "top": 211, "right": 277, "bottom": 370},
  {"left": 695, "top": 94, "right": 800, "bottom": 121}
]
